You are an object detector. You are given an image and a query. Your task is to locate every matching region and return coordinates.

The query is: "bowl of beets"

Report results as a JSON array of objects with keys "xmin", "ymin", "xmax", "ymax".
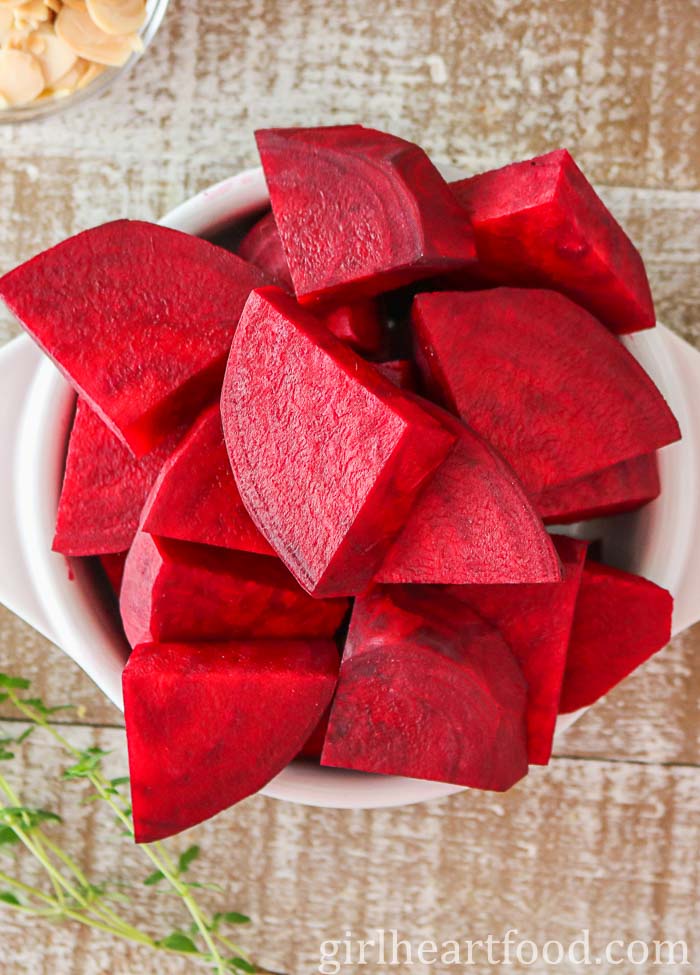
[{"xmin": 1, "ymin": 125, "xmax": 696, "ymax": 843}]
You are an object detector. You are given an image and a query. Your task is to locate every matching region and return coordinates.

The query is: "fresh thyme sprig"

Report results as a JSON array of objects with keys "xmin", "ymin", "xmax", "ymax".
[{"xmin": 0, "ymin": 673, "xmax": 281, "ymax": 975}]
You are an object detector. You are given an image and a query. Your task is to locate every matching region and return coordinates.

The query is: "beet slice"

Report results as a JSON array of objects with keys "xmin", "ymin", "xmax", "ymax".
[
  {"xmin": 450, "ymin": 149, "xmax": 655, "ymax": 334},
  {"xmin": 140, "ymin": 404, "xmax": 273, "ymax": 556},
  {"xmin": 99, "ymin": 552, "xmax": 127, "ymax": 595},
  {"xmin": 321, "ymin": 586, "xmax": 528, "ymax": 790},
  {"xmin": 222, "ymin": 287, "xmax": 455, "ymax": 597},
  {"xmin": 422, "ymin": 535, "xmax": 588, "ymax": 765},
  {"xmin": 119, "ymin": 533, "xmax": 349, "ymax": 648},
  {"xmin": 256, "ymin": 125, "xmax": 476, "ymax": 303},
  {"xmin": 374, "ymin": 359, "xmax": 415, "ymax": 389},
  {"xmin": 238, "ymin": 211, "xmax": 294, "ymax": 290},
  {"xmin": 298, "ymin": 705, "xmax": 331, "ymax": 759},
  {"xmin": 559, "ymin": 561, "xmax": 673, "ymax": 713},
  {"xmin": 0, "ymin": 220, "xmax": 269, "ymax": 455},
  {"xmin": 413, "ymin": 288, "xmax": 680, "ymax": 495},
  {"xmin": 123, "ymin": 639, "xmax": 339, "ymax": 841},
  {"xmin": 376, "ymin": 398, "xmax": 562, "ymax": 585},
  {"xmin": 535, "ymin": 453, "xmax": 660, "ymax": 524},
  {"xmin": 53, "ymin": 400, "xmax": 182, "ymax": 556}
]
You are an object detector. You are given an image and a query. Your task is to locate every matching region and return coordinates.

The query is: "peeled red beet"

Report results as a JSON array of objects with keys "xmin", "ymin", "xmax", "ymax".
[
  {"xmin": 256, "ymin": 125, "xmax": 476, "ymax": 303},
  {"xmin": 53, "ymin": 400, "xmax": 183, "ymax": 556},
  {"xmin": 322, "ymin": 300, "xmax": 383, "ymax": 355},
  {"xmin": 374, "ymin": 359, "xmax": 416, "ymax": 390},
  {"xmin": 141, "ymin": 404, "xmax": 273, "ymax": 556},
  {"xmin": 238, "ymin": 211, "xmax": 294, "ymax": 290},
  {"xmin": 450, "ymin": 149, "xmax": 655, "ymax": 334},
  {"xmin": 222, "ymin": 287, "xmax": 455, "ymax": 597},
  {"xmin": 119, "ymin": 533, "xmax": 349, "ymax": 648},
  {"xmin": 425, "ymin": 535, "xmax": 588, "ymax": 765},
  {"xmin": 0, "ymin": 220, "xmax": 269, "ymax": 456},
  {"xmin": 321, "ymin": 586, "xmax": 528, "ymax": 790},
  {"xmin": 535, "ymin": 453, "xmax": 660, "ymax": 524},
  {"xmin": 413, "ymin": 288, "xmax": 680, "ymax": 495},
  {"xmin": 99, "ymin": 552, "xmax": 127, "ymax": 595},
  {"xmin": 559, "ymin": 561, "xmax": 673, "ymax": 713},
  {"xmin": 123, "ymin": 639, "xmax": 339, "ymax": 841},
  {"xmin": 376, "ymin": 398, "xmax": 562, "ymax": 585}
]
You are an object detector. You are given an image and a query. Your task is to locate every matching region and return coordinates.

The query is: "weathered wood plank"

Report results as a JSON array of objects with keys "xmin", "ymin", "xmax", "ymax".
[{"xmin": 0, "ymin": 726, "xmax": 698, "ymax": 974}]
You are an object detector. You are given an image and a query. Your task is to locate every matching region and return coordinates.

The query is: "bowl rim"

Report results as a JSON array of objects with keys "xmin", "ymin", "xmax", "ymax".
[{"xmin": 11, "ymin": 166, "xmax": 698, "ymax": 809}]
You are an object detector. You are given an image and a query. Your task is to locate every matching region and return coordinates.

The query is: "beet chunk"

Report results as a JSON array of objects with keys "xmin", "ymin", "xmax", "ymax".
[
  {"xmin": 559, "ymin": 561, "xmax": 673, "ymax": 713},
  {"xmin": 53, "ymin": 400, "xmax": 182, "ymax": 556},
  {"xmin": 535, "ymin": 453, "xmax": 660, "ymax": 524},
  {"xmin": 0, "ymin": 220, "xmax": 269, "ymax": 455},
  {"xmin": 298, "ymin": 705, "xmax": 331, "ymax": 759},
  {"xmin": 222, "ymin": 287, "xmax": 455, "ymax": 597},
  {"xmin": 119, "ymin": 533, "xmax": 349, "ymax": 648},
  {"xmin": 321, "ymin": 586, "xmax": 528, "ymax": 790},
  {"xmin": 256, "ymin": 125, "xmax": 476, "ymax": 303},
  {"xmin": 99, "ymin": 552, "xmax": 127, "ymax": 595},
  {"xmin": 124, "ymin": 639, "xmax": 339, "ymax": 841},
  {"xmin": 376, "ymin": 398, "xmax": 562, "ymax": 585},
  {"xmin": 413, "ymin": 288, "xmax": 680, "ymax": 495},
  {"xmin": 141, "ymin": 404, "xmax": 273, "ymax": 556},
  {"xmin": 427, "ymin": 535, "xmax": 588, "ymax": 765},
  {"xmin": 238, "ymin": 211, "xmax": 294, "ymax": 290},
  {"xmin": 450, "ymin": 149, "xmax": 655, "ymax": 334},
  {"xmin": 322, "ymin": 300, "xmax": 383, "ymax": 355}
]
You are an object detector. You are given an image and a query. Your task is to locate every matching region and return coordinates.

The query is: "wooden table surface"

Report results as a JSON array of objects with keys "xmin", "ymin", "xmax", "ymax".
[{"xmin": 1, "ymin": 2, "xmax": 698, "ymax": 972}]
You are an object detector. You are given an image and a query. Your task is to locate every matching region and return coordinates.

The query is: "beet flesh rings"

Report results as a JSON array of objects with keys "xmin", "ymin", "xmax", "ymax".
[
  {"xmin": 124, "ymin": 640, "xmax": 339, "ymax": 842},
  {"xmin": 414, "ymin": 288, "xmax": 680, "ymax": 496},
  {"xmin": 450, "ymin": 149, "xmax": 655, "ymax": 334},
  {"xmin": 222, "ymin": 287, "xmax": 455, "ymax": 597},
  {"xmin": 0, "ymin": 220, "xmax": 268, "ymax": 456},
  {"xmin": 256, "ymin": 125, "xmax": 476, "ymax": 302},
  {"xmin": 322, "ymin": 586, "xmax": 529, "ymax": 791}
]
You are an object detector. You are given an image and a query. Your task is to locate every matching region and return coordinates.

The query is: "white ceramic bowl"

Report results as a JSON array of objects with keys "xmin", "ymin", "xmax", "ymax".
[{"xmin": 2, "ymin": 167, "xmax": 700, "ymax": 809}]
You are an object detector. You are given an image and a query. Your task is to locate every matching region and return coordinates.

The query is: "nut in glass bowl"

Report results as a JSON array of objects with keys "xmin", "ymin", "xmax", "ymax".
[{"xmin": 0, "ymin": 0, "xmax": 169, "ymax": 122}]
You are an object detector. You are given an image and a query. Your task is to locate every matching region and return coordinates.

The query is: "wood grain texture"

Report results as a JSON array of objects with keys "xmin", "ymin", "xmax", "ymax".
[{"xmin": 0, "ymin": 0, "xmax": 698, "ymax": 971}]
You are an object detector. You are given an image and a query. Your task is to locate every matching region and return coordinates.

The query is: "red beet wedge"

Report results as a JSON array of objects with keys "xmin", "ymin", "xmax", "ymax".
[
  {"xmin": 238, "ymin": 211, "xmax": 294, "ymax": 291},
  {"xmin": 450, "ymin": 149, "xmax": 655, "ymax": 334},
  {"xmin": 99, "ymin": 552, "xmax": 128, "ymax": 595},
  {"xmin": 427, "ymin": 535, "xmax": 588, "ymax": 765},
  {"xmin": 124, "ymin": 639, "xmax": 339, "ymax": 841},
  {"xmin": 140, "ymin": 404, "xmax": 273, "ymax": 556},
  {"xmin": 534, "ymin": 453, "xmax": 660, "ymax": 524},
  {"xmin": 0, "ymin": 220, "xmax": 269, "ymax": 456},
  {"xmin": 120, "ymin": 533, "xmax": 349, "ymax": 648},
  {"xmin": 559, "ymin": 561, "xmax": 673, "ymax": 713},
  {"xmin": 413, "ymin": 288, "xmax": 680, "ymax": 495},
  {"xmin": 321, "ymin": 586, "xmax": 528, "ymax": 791},
  {"xmin": 53, "ymin": 400, "xmax": 183, "ymax": 556},
  {"xmin": 222, "ymin": 287, "xmax": 455, "ymax": 597},
  {"xmin": 239, "ymin": 210, "xmax": 385, "ymax": 353},
  {"xmin": 376, "ymin": 398, "xmax": 562, "ymax": 585},
  {"xmin": 256, "ymin": 125, "xmax": 476, "ymax": 303}
]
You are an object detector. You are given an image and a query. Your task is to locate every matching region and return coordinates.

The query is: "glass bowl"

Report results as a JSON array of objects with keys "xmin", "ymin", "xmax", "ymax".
[{"xmin": 0, "ymin": 0, "xmax": 170, "ymax": 124}]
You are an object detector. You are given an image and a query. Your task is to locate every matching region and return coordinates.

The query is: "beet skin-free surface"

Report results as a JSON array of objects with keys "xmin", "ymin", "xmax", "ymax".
[
  {"xmin": 222, "ymin": 287, "xmax": 455, "ymax": 596},
  {"xmin": 450, "ymin": 149, "xmax": 656, "ymax": 334},
  {"xmin": 413, "ymin": 288, "xmax": 680, "ymax": 494},
  {"xmin": 120, "ymin": 533, "xmax": 349, "ymax": 648},
  {"xmin": 124, "ymin": 639, "xmax": 339, "ymax": 841},
  {"xmin": 0, "ymin": 220, "xmax": 269, "ymax": 455}
]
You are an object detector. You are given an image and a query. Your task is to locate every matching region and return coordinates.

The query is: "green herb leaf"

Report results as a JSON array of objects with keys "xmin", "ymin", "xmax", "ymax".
[
  {"xmin": 0, "ymin": 675, "xmax": 30, "ymax": 690},
  {"xmin": 0, "ymin": 694, "xmax": 9, "ymax": 704},
  {"xmin": 22, "ymin": 698, "xmax": 74, "ymax": 718},
  {"xmin": 0, "ymin": 808, "xmax": 62, "ymax": 828},
  {"xmin": 15, "ymin": 727, "xmax": 34, "ymax": 745},
  {"xmin": 229, "ymin": 958, "xmax": 257, "ymax": 972},
  {"xmin": 62, "ymin": 747, "xmax": 110, "ymax": 779},
  {"xmin": 144, "ymin": 871, "xmax": 164, "ymax": 886},
  {"xmin": 0, "ymin": 826, "xmax": 19, "ymax": 846},
  {"xmin": 110, "ymin": 776, "xmax": 130, "ymax": 787},
  {"xmin": 217, "ymin": 911, "xmax": 251, "ymax": 925},
  {"xmin": 160, "ymin": 931, "xmax": 199, "ymax": 953},
  {"xmin": 177, "ymin": 844, "xmax": 200, "ymax": 874},
  {"xmin": 0, "ymin": 748, "xmax": 14, "ymax": 762},
  {"xmin": 0, "ymin": 891, "xmax": 20, "ymax": 906}
]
